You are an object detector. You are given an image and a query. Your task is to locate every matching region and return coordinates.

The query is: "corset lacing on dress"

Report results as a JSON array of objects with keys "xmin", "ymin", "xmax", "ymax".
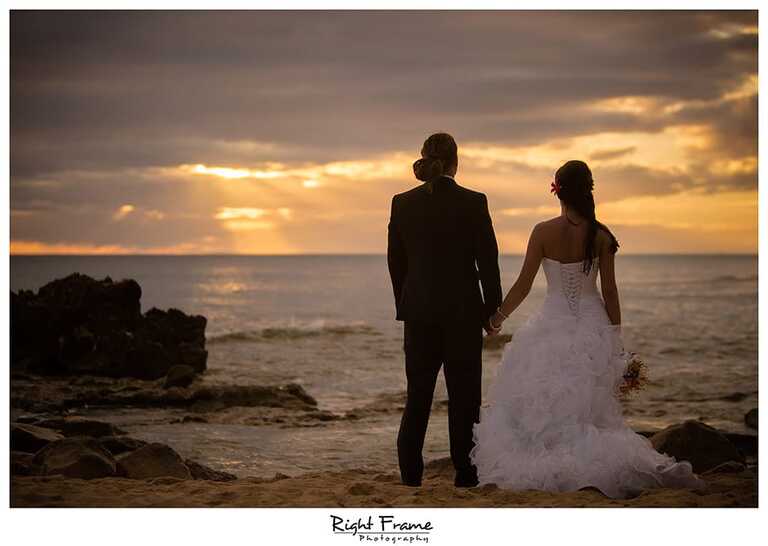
[{"xmin": 559, "ymin": 262, "xmax": 586, "ymax": 315}]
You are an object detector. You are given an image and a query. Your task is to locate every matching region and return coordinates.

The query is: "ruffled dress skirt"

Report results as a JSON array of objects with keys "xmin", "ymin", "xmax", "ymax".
[{"xmin": 469, "ymin": 303, "xmax": 705, "ymax": 499}]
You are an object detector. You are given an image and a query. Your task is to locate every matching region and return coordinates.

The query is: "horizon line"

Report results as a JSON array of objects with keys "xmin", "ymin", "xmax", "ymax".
[{"xmin": 9, "ymin": 252, "xmax": 759, "ymax": 258}]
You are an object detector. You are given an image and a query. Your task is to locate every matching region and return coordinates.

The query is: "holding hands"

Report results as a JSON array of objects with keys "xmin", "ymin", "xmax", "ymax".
[{"xmin": 484, "ymin": 307, "xmax": 509, "ymax": 336}]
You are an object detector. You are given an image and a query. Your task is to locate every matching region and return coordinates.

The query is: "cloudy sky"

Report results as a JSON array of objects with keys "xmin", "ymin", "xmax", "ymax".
[{"xmin": 10, "ymin": 10, "xmax": 757, "ymax": 254}]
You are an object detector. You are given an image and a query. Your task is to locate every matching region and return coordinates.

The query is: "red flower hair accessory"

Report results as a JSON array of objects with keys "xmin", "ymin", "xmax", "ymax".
[{"xmin": 550, "ymin": 180, "xmax": 561, "ymax": 194}]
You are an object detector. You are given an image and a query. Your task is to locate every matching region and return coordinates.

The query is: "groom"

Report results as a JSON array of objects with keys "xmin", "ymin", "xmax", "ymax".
[{"xmin": 387, "ymin": 132, "xmax": 502, "ymax": 487}]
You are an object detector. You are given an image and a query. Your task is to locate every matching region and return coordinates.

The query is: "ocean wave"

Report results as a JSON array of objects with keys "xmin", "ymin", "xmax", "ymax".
[{"xmin": 207, "ymin": 321, "xmax": 380, "ymax": 344}]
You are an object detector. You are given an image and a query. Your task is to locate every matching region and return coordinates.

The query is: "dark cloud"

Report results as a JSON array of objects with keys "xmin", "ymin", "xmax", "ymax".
[
  {"xmin": 11, "ymin": 10, "xmax": 757, "ymax": 176},
  {"xmin": 9, "ymin": 10, "xmax": 757, "ymax": 253}
]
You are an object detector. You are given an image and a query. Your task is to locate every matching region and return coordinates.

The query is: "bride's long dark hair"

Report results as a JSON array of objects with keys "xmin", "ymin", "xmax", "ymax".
[{"xmin": 554, "ymin": 160, "xmax": 619, "ymax": 273}]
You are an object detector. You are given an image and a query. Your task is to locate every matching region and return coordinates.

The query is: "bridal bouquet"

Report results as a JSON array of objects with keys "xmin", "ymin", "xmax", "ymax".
[{"xmin": 618, "ymin": 351, "xmax": 648, "ymax": 399}]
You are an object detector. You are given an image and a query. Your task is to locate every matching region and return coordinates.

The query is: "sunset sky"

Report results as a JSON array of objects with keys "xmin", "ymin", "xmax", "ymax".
[{"xmin": 10, "ymin": 10, "xmax": 757, "ymax": 255}]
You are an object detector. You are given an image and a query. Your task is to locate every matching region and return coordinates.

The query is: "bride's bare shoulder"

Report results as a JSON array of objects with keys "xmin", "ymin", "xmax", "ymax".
[
  {"xmin": 536, "ymin": 216, "xmax": 564, "ymax": 228},
  {"xmin": 526, "ymin": 217, "xmax": 562, "ymax": 245},
  {"xmin": 534, "ymin": 217, "xmax": 564, "ymax": 233}
]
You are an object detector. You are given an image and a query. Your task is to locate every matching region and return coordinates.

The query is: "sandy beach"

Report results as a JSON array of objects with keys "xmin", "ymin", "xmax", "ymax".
[{"xmin": 11, "ymin": 456, "xmax": 757, "ymax": 508}]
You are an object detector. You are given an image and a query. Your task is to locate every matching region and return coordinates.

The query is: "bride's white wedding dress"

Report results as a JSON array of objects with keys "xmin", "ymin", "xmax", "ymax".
[{"xmin": 470, "ymin": 257, "xmax": 705, "ymax": 499}]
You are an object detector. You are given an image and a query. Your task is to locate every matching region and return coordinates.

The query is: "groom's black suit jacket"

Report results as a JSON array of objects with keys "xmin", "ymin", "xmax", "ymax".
[{"xmin": 387, "ymin": 176, "xmax": 502, "ymax": 325}]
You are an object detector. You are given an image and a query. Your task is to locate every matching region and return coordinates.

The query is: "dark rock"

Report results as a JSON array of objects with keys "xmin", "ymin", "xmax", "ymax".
[
  {"xmin": 185, "ymin": 459, "xmax": 237, "ymax": 482},
  {"xmin": 125, "ymin": 338, "xmax": 175, "ymax": 380},
  {"xmin": 190, "ymin": 384, "xmax": 317, "ymax": 412},
  {"xmin": 69, "ymin": 330, "xmax": 135, "ymax": 376},
  {"xmin": 11, "ymin": 274, "xmax": 141, "ymax": 375},
  {"xmin": 164, "ymin": 365, "xmax": 197, "ymax": 389},
  {"xmin": 637, "ymin": 428, "xmax": 757, "ymax": 458},
  {"xmin": 745, "ymin": 408, "xmax": 758, "ymax": 430},
  {"xmin": 10, "ymin": 274, "xmax": 207, "ymax": 379},
  {"xmin": 722, "ymin": 432, "xmax": 758, "ymax": 458},
  {"xmin": 11, "ymin": 451, "xmax": 34, "ymax": 475},
  {"xmin": 60, "ymin": 325, "xmax": 97, "ymax": 363},
  {"xmin": 10, "ymin": 290, "xmax": 57, "ymax": 371},
  {"xmin": 11, "ymin": 423, "xmax": 64, "ymax": 453},
  {"xmin": 36, "ymin": 417, "xmax": 125, "ymax": 438},
  {"xmin": 98, "ymin": 436, "xmax": 148, "ymax": 456},
  {"xmin": 178, "ymin": 343, "xmax": 208, "ymax": 373},
  {"xmin": 31, "ymin": 438, "xmax": 117, "ymax": 479},
  {"xmin": 36, "ymin": 274, "xmax": 142, "ymax": 332},
  {"xmin": 139, "ymin": 308, "xmax": 208, "ymax": 374},
  {"xmin": 283, "ymin": 383, "xmax": 318, "ymax": 406},
  {"xmin": 10, "ymin": 372, "xmax": 317, "ymax": 414},
  {"xmin": 650, "ymin": 420, "xmax": 745, "ymax": 473},
  {"xmin": 116, "ymin": 443, "xmax": 192, "ymax": 480}
]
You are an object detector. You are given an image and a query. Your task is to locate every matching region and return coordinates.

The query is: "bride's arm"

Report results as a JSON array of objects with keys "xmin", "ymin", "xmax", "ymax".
[
  {"xmin": 490, "ymin": 225, "xmax": 544, "ymax": 327},
  {"xmin": 598, "ymin": 242, "xmax": 621, "ymax": 325}
]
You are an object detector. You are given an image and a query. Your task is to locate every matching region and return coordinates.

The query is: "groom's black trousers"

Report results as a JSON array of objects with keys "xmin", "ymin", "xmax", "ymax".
[{"xmin": 397, "ymin": 319, "xmax": 483, "ymax": 485}]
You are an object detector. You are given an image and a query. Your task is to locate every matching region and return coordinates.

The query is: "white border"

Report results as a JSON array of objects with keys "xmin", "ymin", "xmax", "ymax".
[{"xmin": 3, "ymin": 3, "xmax": 763, "ymax": 546}]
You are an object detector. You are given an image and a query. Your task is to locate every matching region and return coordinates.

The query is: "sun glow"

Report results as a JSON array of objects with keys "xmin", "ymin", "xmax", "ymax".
[
  {"xmin": 179, "ymin": 153, "xmax": 413, "ymax": 187},
  {"xmin": 185, "ymin": 164, "xmax": 286, "ymax": 180},
  {"xmin": 214, "ymin": 207, "xmax": 267, "ymax": 220},
  {"xmin": 213, "ymin": 207, "xmax": 295, "ymax": 234},
  {"xmin": 588, "ymin": 96, "xmax": 660, "ymax": 115}
]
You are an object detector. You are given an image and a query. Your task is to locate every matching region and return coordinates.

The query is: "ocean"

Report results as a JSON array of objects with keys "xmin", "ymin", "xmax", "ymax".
[{"xmin": 10, "ymin": 254, "xmax": 758, "ymax": 478}]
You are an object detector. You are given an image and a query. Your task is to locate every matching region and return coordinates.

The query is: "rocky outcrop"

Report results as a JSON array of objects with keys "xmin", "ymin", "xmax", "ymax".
[
  {"xmin": 116, "ymin": 443, "xmax": 192, "ymax": 480},
  {"xmin": 31, "ymin": 438, "xmax": 117, "ymax": 479},
  {"xmin": 11, "ymin": 374, "xmax": 318, "ymax": 413},
  {"xmin": 10, "ymin": 273, "xmax": 207, "ymax": 379},
  {"xmin": 650, "ymin": 420, "xmax": 745, "ymax": 473},
  {"xmin": 11, "ymin": 423, "xmax": 64, "ymax": 453},
  {"xmin": 140, "ymin": 309, "xmax": 208, "ymax": 374},
  {"xmin": 163, "ymin": 365, "xmax": 197, "ymax": 389},
  {"xmin": 189, "ymin": 384, "xmax": 318, "ymax": 412},
  {"xmin": 111, "ymin": 441, "xmax": 236, "ymax": 481},
  {"xmin": 36, "ymin": 417, "xmax": 125, "ymax": 438},
  {"xmin": 11, "ymin": 417, "xmax": 239, "ymax": 481},
  {"xmin": 98, "ymin": 436, "xmax": 148, "ymax": 456},
  {"xmin": 185, "ymin": 459, "xmax": 237, "ymax": 482}
]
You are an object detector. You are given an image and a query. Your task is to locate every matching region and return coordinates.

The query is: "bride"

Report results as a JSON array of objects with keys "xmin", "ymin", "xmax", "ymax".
[{"xmin": 470, "ymin": 160, "xmax": 705, "ymax": 499}]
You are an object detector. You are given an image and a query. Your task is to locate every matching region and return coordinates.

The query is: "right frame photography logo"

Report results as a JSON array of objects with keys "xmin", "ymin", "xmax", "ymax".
[{"xmin": 330, "ymin": 514, "xmax": 434, "ymax": 543}]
